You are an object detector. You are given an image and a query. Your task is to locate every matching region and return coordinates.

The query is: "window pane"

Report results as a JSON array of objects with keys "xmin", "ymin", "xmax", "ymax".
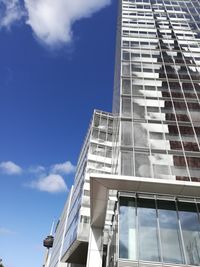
[
  {"xmin": 121, "ymin": 121, "xmax": 133, "ymax": 146},
  {"xmin": 158, "ymin": 200, "xmax": 185, "ymax": 264},
  {"xmin": 135, "ymin": 152, "xmax": 151, "ymax": 178},
  {"xmin": 133, "ymin": 122, "xmax": 148, "ymax": 148},
  {"xmin": 122, "ymin": 98, "xmax": 131, "ymax": 117},
  {"xmin": 122, "ymin": 62, "xmax": 130, "ymax": 76},
  {"xmin": 122, "ymin": 79, "xmax": 131, "ymax": 95},
  {"xmin": 119, "ymin": 197, "xmax": 137, "ymax": 260},
  {"xmin": 178, "ymin": 202, "xmax": 200, "ymax": 266},
  {"xmin": 121, "ymin": 150, "xmax": 133, "ymax": 176},
  {"xmin": 138, "ymin": 198, "xmax": 160, "ymax": 262}
]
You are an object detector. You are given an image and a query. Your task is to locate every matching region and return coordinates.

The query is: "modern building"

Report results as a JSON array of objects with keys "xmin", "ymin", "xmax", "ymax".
[
  {"xmin": 44, "ymin": 1, "xmax": 200, "ymax": 267},
  {"xmin": 61, "ymin": 110, "xmax": 115, "ymax": 265}
]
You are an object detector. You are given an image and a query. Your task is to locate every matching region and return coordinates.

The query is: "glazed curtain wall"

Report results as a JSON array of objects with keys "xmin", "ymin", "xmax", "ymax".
[
  {"xmin": 119, "ymin": 196, "xmax": 200, "ymax": 266},
  {"xmin": 119, "ymin": 0, "xmax": 200, "ymax": 182}
]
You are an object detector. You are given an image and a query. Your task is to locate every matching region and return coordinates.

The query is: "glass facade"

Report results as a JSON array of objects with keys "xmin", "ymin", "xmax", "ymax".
[
  {"xmin": 113, "ymin": 0, "xmax": 200, "ymax": 182},
  {"xmin": 64, "ymin": 0, "xmax": 200, "ymax": 265},
  {"xmin": 62, "ymin": 110, "xmax": 114, "ymax": 256},
  {"xmin": 119, "ymin": 195, "xmax": 200, "ymax": 265},
  {"xmin": 48, "ymin": 1, "xmax": 200, "ymax": 267}
]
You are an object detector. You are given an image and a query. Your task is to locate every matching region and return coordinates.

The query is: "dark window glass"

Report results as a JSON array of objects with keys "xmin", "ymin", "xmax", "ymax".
[{"xmin": 122, "ymin": 79, "xmax": 131, "ymax": 95}]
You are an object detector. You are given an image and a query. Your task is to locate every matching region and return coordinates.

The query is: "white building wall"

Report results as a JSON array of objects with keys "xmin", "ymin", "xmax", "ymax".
[{"xmin": 48, "ymin": 188, "xmax": 73, "ymax": 267}]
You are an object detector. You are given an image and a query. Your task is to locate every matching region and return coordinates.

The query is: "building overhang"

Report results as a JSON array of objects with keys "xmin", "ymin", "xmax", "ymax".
[
  {"xmin": 61, "ymin": 240, "xmax": 88, "ymax": 264},
  {"xmin": 90, "ymin": 174, "xmax": 200, "ymax": 228}
]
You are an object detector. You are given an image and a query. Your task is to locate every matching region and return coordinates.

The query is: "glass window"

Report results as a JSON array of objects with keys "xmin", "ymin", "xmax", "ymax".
[
  {"xmin": 132, "ymin": 84, "xmax": 143, "ymax": 96},
  {"xmin": 178, "ymin": 202, "xmax": 200, "ymax": 266},
  {"xmin": 122, "ymin": 79, "xmax": 131, "ymax": 95},
  {"xmin": 133, "ymin": 122, "xmax": 148, "ymax": 148},
  {"xmin": 92, "ymin": 129, "xmax": 98, "ymax": 140},
  {"xmin": 122, "ymin": 62, "xmax": 130, "ymax": 76},
  {"xmin": 99, "ymin": 131, "xmax": 106, "ymax": 142},
  {"xmin": 158, "ymin": 200, "xmax": 185, "ymax": 264},
  {"xmin": 93, "ymin": 115, "xmax": 100, "ymax": 128},
  {"xmin": 135, "ymin": 152, "xmax": 151, "ymax": 178},
  {"xmin": 119, "ymin": 197, "xmax": 137, "ymax": 260},
  {"xmin": 108, "ymin": 119, "xmax": 113, "ymax": 131},
  {"xmin": 119, "ymin": 197, "xmax": 200, "ymax": 265},
  {"xmin": 121, "ymin": 150, "xmax": 134, "ymax": 176},
  {"xmin": 153, "ymin": 164, "xmax": 171, "ymax": 179},
  {"xmin": 99, "ymin": 117, "xmax": 107, "ymax": 130},
  {"xmin": 123, "ymin": 51, "xmax": 130, "ymax": 61},
  {"xmin": 138, "ymin": 198, "xmax": 160, "ymax": 262},
  {"xmin": 122, "ymin": 97, "xmax": 131, "ymax": 117},
  {"xmin": 121, "ymin": 121, "xmax": 133, "ymax": 146},
  {"xmin": 94, "ymin": 145, "xmax": 105, "ymax": 156},
  {"xmin": 133, "ymin": 101, "xmax": 145, "ymax": 119}
]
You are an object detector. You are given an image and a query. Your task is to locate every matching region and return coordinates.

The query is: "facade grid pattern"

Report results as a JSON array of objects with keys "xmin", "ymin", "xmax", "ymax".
[
  {"xmin": 44, "ymin": 1, "xmax": 200, "ymax": 267},
  {"xmin": 118, "ymin": 0, "xmax": 200, "ymax": 183}
]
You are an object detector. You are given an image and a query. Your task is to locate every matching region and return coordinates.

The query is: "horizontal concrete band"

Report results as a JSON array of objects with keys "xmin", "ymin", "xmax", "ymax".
[{"xmin": 90, "ymin": 174, "xmax": 200, "ymax": 228}]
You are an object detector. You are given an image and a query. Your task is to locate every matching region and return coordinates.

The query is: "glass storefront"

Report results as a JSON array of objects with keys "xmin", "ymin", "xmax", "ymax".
[{"xmin": 119, "ymin": 195, "xmax": 200, "ymax": 265}]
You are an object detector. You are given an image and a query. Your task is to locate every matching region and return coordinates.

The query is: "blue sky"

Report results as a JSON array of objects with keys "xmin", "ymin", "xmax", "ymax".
[{"xmin": 0, "ymin": 1, "xmax": 117, "ymax": 267}]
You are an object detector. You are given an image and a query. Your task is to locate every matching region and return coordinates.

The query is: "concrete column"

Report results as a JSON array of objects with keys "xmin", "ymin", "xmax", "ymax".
[{"xmin": 86, "ymin": 226, "xmax": 104, "ymax": 267}]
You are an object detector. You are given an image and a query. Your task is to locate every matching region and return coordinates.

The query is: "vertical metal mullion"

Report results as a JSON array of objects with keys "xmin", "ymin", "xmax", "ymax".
[
  {"xmin": 135, "ymin": 195, "xmax": 139, "ymax": 263},
  {"xmin": 116, "ymin": 198, "xmax": 119, "ymax": 267},
  {"xmin": 193, "ymin": 199, "xmax": 200, "ymax": 264},
  {"xmin": 195, "ymin": 199, "xmax": 200, "ymax": 224},
  {"xmin": 175, "ymin": 199, "xmax": 188, "ymax": 265},
  {"xmin": 155, "ymin": 196, "xmax": 164, "ymax": 264},
  {"xmin": 129, "ymin": 24, "xmax": 135, "ymax": 177}
]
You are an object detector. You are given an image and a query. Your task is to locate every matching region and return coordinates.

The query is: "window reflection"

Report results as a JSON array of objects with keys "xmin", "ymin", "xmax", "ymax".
[
  {"xmin": 133, "ymin": 123, "xmax": 148, "ymax": 148},
  {"xmin": 138, "ymin": 198, "xmax": 160, "ymax": 262},
  {"xmin": 121, "ymin": 120, "xmax": 133, "ymax": 146},
  {"xmin": 178, "ymin": 202, "xmax": 200, "ymax": 265},
  {"xmin": 121, "ymin": 150, "xmax": 134, "ymax": 176},
  {"xmin": 122, "ymin": 79, "xmax": 131, "ymax": 95},
  {"xmin": 119, "ymin": 0, "xmax": 200, "ymax": 183},
  {"xmin": 119, "ymin": 196, "xmax": 200, "ymax": 266},
  {"xmin": 158, "ymin": 200, "xmax": 185, "ymax": 264},
  {"xmin": 135, "ymin": 152, "xmax": 151, "ymax": 178},
  {"xmin": 119, "ymin": 197, "xmax": 137, "ymax": 260}
]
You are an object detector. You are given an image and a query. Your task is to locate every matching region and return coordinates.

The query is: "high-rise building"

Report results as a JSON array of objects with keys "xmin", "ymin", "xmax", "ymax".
[{"xmin": 44, "ymin": 1, "xmax": 200, "ymax": 267}]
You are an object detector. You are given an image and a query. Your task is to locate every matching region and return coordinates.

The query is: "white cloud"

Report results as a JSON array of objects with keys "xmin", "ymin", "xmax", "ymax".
[
  {"xmin": 28, "ymin": 165, "xmax": 46, "ymax": 174},
  {"xmin": 24, "ymin": 0, "xmax": 111, "ymax": 46},
  {"xmin": 0, "ymin": 0, "xmax": 24, "ymax": 28},
  {"xmin": 0, "ymin": 0, "xmax": 111, "ymax": 47},
  {"xmin": 51, "ymin": 161, "xmax": 76, "ymax": 175},
  {"xmin": 27, "ymin": 161, "xmax": 74, "ymax": 193},
  {"xmin": 29, "ymin": 174, "xmax": 67, "ymax": 193},
  {"xmin": 0, "ymin": 161, "xmax": 22, "ymax": 175}
]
